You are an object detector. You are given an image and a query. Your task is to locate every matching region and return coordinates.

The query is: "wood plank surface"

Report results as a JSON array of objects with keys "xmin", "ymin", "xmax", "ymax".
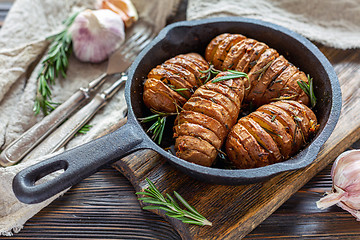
[
  {"xmin": 2, "ymin": 2, "xmax": 360, "ymax": 240},
  {"xmin": 108, "ymin": 44, "xmax": 360, "ymax": 239}
]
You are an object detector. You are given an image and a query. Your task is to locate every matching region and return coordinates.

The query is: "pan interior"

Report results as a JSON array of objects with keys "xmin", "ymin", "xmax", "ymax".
[{"xmin": 126, "ymin": 18, "xmax": 339, "ymax": 183}]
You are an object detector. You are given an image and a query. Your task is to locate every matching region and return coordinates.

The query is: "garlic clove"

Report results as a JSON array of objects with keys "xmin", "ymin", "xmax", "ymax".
[
  {"xmin": 317, "ymin": 149, "xmax": 360, "ymax": 220},
  {"xmin": 69, "ymin": 9, "xmax": 125, "ymax": 63},
  {"xmin": 101, "ymin": 0, "xmax": 138, "ymax": 28}
]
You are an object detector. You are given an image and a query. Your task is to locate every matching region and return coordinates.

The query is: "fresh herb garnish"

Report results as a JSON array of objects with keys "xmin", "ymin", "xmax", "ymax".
[
  {"xmin": 33, "ymin": 12, "xmax": 79, "ymax": 115},
  {"xmin": 139, "ymin": 110, "xmax": 177, "ymax": 144},
  {"xmin": 199, "ymin": 65, "xmax": 221, "ymax": 84},
  {"xmin": 136, "ymin": 178, "xmax": 212, "ymax": 226},
  {"xmin": 263, "ymin": 127, "xmax": 283, "ymax": 139},
  {"xmin": 167, "ymin": 84, "xmax": 190, "ymax": 100},
  {"xmin": 297, "ymin": 74, "xmax": 316, "ymax": 108},
  {"xmin": 211, "ymin": 70, "xmax": 248, "ymax": 83},
  {"xmin": 77, "ymin": 124, "xmax": 92, "ymax": 134},
  {"xmin": 294, "ymin": 116, "xmax": 306, "ymax": 144},
  {"xmin": 270, "ymin": 114, "xmax": 277, "ymax": 122}
]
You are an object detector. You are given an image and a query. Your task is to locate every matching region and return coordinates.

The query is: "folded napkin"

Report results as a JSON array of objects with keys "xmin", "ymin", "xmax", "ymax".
[
  {"xmin": 187, "ymin": 0, "xmax": 360, "ymax": 49},
  {"xmin": 0, "ymin": 0, "xmax": 180, "ymax": 235}
]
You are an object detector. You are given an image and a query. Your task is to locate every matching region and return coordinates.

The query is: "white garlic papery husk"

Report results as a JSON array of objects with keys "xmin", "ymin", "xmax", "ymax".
[
  {"xmin": 317, "ymin": 149, "xmax": 360, "ymax": 220},
  {"xmin": 69, "ymin": 9, "xmax": 125, "ymax": 63}
]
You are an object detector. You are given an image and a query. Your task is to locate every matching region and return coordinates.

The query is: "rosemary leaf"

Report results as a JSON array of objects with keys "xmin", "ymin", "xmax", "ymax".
[
  {"xmin": 33, "ymin": 11, "xmax": 79, "ymax": 115},
  {"xmin": 211, "ymin": 71, "xmax": 248, "ymax": 83},
  {"xmin": 77, "ymin": 124, "xmax": 92, "ymax": 134},
  {"xmin": 139, "ymin": 111, "xmax": 177, "ymax": 145},
  {"xmin": 263, "ymin": 127, "xmax": 283, "ymax": 139},
  {"xmin": 136, "ymin": 178, "xmax": 212, "ymax": 226},
  {"xmin": 174, "ymin": 191, "xmax": 200, "ymax": 216},
  {"xmin": 297, "ymin": 74, "xmax": 316, "ymax": 108}
]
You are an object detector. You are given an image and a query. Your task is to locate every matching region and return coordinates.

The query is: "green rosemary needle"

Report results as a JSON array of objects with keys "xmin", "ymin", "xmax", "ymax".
[
  {"xmin": 211, "ymin": 70, "xmax": 248, "ymax": 83},
  {"xmin": 139, "ymin": 111, "xmax": 177, "ymax": 144},
  {"xmin": 77, "ymin": 124, "xmax": 92, "ymax": 135},
  {"xmin": 136, "ymin": 178, "xmax": 212, "ymax": 226},
  {"xmin": 33, "ymin": 11, "xmax": 79, "ymax": 115},
  {"xmin": 297, "ymin": 74, "xmax": 316, "ymax": 108}
]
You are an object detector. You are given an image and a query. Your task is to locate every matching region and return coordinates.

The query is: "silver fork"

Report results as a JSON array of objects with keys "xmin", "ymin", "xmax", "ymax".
[{"xmin": 0, "ymin": 20, "xmax": 156, "ymax": 166}]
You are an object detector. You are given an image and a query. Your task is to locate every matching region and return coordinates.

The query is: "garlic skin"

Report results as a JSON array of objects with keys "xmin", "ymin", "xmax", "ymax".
[
  {"xmin": 69, "ymin": 9, "xmax": 125, "ymax": 63},
  {"xmin": 317, "ymin": 149, "xmax": 360, "ymax": 220}
]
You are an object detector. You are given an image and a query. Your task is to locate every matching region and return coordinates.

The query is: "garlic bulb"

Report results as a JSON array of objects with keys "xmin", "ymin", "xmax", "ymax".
[
  {"xmin": 100, "ymin": 0, "xmax": 138, "ymax": 28},
  {"xmin": 317, "ymin": 149, "xmax": 360, "ymax": 220},
  {"xmin": 69, "ymin": 9, "xmax": 125, "ymax": 63}
]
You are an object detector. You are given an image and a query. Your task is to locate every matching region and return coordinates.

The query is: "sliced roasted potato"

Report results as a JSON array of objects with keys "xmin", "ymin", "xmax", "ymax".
[
  {"xmin": 257, "ymin": 104, "xmax": 303, "ymax": 154},
  {"xmin": 244, "ymin": 48, "xmax": 279, "ymax": 98},
  {"xmin": 175, "ymin": 110, "xmax": 228, "ymax": 140},
  {"xmin": 239, "ymin": 117, "xmax": 282, "ymax": 163},
  {"xmin": 235, "ymin": 41, "xmax": 268, "ymax": 73},
  {"xmin": 247, "ymin": 55, "xmax": 289, "ymax": 106},
  {"xmin": 228, "ymin": 123, "xmax": 271, "ymax": 168},
  {"xmin": 143, "ymin": 78, "xmax": 186, "ymax": 113},
  {"xmin": 148, "ymin": 66, "xmax": 193, "ymax": 99},
  {"xmin": 249, "ymin": 111, "xmax": 293, "ymax": 159},
  {"xmin": 183, "ymin": 96, "xmax": 233, "ymax": 131},
  {"xmin": 226, "ymin": 133, "xmax": 254, "ymax": 169},
  {"xmin": 174, "ymin": 122, "xmax": 222, "ymax": 149},
  {"xmin": 270, "ymin": 101, "xmax": 310, "ymax": 141},
  {"xmin": 192, "ymin": 88, "xmax": 239, "ymax": 126},
  {"xmin": 212, "ymin": 34, "xmax": 246, "ymax": 69},
  {"xmin": 175, "ymin": 135, "xmax": 217, "ymax": 167},
  {"xmin": 205, "ymin": 33, "xmax": 231, "ymax": 64},
  {"xmin": 222, "ymin": 38, "xmax": 256, "ymax": 70},
  {"xmin": 261, "ymin": 64, "xmax": 298, "ymax": 104},
  {"xmin": 161, "ymin": 62, "xmax": 197, "ymax": 88}
]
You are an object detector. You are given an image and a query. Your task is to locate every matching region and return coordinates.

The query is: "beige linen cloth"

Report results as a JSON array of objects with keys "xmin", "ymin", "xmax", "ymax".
[
  {"xmin": 188, "ymin": 0, "xmax": 360, "ymax": 49},
  {"xmin": 0, "ymin": 0, "xmax": 180, "ymax": 236},
  {"xmin": 0, "ymin": 0, "xmax": 359, "ymax": 236}
]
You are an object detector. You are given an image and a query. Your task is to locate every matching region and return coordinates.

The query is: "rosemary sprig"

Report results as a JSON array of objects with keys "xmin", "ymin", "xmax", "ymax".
[
  {"xmin": 33, "ymin": 12, "xmax": 79, "ymax": 115},
  {"xmin": 136, "ymin": 178, "xmax": 212, "ymax": 226},
  {"xmin": 77, "ymin": 124, "xmax": 92, "ymax": 134},
  {"xmin": 199, "ymin": 65, "xmax": 221, "ymax": 84},
  {"xmin": 211, "ymin": 70, "xmax": 248, "ymax": 83},
  {"xmin": 263, "ymin": 127, "xmax": 283, "ymax": 139},
  {"xmin": 167, "ymin": 84, "xmax": 190, "ymax": 100},
  {"xmin": 139, "ymin": 110, "xmax": 177, "ymax": 144},
  {"xmin": 297, "ymin": 74, "xmax": 316, "ymax": 108}
]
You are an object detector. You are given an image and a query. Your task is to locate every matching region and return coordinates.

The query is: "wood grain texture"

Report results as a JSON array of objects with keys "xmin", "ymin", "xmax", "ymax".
[
  {"xmin": 111, "ymin": 44, "xmax": 360, "ymax": 239},
  {"xmin": 2, "ymin": 3, "xmax": 360, "ymax": 238}
]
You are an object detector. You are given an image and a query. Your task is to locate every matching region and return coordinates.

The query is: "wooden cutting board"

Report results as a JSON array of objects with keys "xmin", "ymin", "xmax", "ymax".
[{"xmin": 111, "ymin": 45, "xmax": 360, "ymax": 239}]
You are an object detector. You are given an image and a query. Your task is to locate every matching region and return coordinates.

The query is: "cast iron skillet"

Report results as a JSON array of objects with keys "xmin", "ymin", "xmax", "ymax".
[{"xmin": 13, "ymin": 17, "xmax": 341, "ymax": 204}]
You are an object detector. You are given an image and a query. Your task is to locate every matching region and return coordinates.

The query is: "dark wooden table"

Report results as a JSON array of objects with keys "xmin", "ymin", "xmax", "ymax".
[{"xmin": 2, "ymin": 2, "xmax": 360, "ymax": 239}]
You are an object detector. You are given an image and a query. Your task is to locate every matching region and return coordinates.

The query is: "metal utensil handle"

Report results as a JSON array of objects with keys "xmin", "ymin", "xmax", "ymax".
[
  {"xmin": 23, "ymin": 76, "xmax": 127, "ymax": 161},
  {"xmin": 13, "ymin": 121, "xmax": 145, "ymax": 204},
  {"xmin": 0, "ymin": 73, "xmax": 108, "ymax": 167}
]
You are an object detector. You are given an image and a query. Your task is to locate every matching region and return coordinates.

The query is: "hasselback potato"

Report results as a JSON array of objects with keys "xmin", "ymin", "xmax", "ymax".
[
  {"xmin": 226, "ymin": 100, "xmax": 318, "ymax": 169},
  {"xmin": 173, "ymin": 72, "xmax": 245, "ymax": 167},
  {"xmin": 143, "ymin": 53, "xmax": 209, "ymax": 113},
  {"xmin": 205, "ymin": 34, "xmax": 310, "ymax": 107}
]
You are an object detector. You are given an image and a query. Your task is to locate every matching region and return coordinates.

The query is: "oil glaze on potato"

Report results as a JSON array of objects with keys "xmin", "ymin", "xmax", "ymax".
[
  {"xmin": 226, "ymin": 100, "xmax": 318, "ymax": 169},
  {"xmin": 174, "ymin": 72, "xmax": 245, "ymax": 167},
  {"xmin": 143, "ymin": 53, "xmax": 209, "ymax": 113},
  {"xmin": 205, "ymin": 34, "xmax": 310, "ymax": 107}
]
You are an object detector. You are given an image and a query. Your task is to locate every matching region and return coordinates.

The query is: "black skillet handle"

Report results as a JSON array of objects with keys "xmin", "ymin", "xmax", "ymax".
[{"xmin": 13, "ymin": 122, "xmax": 145, "ymax": 204}]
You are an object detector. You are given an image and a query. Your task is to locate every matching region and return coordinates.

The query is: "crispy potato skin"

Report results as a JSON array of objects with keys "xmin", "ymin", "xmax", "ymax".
[
  {"xmin": 226, "ymin": 100, "xmax": 317, "ymax": 169},
  {"xmin": 174, "ymin": 72, "xmax": 245, "ymax": 166},
  {"xmin": 205, "ymin": 34, "xmax": 312, "ymax": 107},
  {"xmin": 143, "ymin": 53, "xmax": 209, "ymax": 113},
  {"xmin": 143, "ymin": 34, "xmax": 318, "ymax": 170}
]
